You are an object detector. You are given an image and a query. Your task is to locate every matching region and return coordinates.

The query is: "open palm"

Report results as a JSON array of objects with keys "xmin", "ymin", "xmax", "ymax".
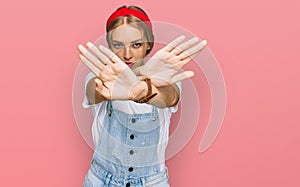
[
  {"xmin": 78, "ymin": 43, "xmax": 140, "ymax": 100},
  {"xmin": 140, "ymin": 36, "xmax": 207, "ymax": 87}
]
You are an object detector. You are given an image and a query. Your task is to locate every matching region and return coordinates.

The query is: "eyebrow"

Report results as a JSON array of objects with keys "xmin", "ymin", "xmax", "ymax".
[{"xmin": 112, "ymin": 39, "xmax": 143, "ymax": 43}]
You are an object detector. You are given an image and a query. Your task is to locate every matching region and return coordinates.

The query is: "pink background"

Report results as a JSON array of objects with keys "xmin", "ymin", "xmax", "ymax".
[{"xmin": 1, "ymin": 0, "xmax": 300, "ymax": 186}]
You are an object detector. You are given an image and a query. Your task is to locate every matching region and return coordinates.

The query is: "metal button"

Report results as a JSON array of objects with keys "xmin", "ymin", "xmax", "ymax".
[
  {"xmin": 129, "ymin": 150, "xmax": 134, "ymax": 155},
  {"xmin": 152, "ymin": 117, "xmax": 156, "ymax": 121},
  {"xmin": 128, "ymin": 167, "xmax": 134, "ymax": 172},
  {"xmin": 126, "ymin": 182, "xmax": 131, "ymax": 187},
  {"xmin": 130, "ymin": 134, "xmax": 134, "ymax": 139},
  {"xmin": 131, "ymin": 118, "xmax": 136, "ymax": 123}
]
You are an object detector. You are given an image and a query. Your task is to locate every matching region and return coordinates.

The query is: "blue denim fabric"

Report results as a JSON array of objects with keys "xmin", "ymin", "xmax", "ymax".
[{"xmin": 84, "ymin": 101, "xmax": 170, "ymax": 187}]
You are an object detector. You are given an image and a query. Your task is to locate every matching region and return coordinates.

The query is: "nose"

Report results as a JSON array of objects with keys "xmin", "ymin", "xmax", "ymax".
[{"xmin": 123, "ymin": 46, "xmax": 132, "ymax": 61}]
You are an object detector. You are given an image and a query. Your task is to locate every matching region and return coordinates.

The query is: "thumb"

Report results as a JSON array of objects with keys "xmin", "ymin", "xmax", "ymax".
[
  {"xmin": 95, "ymin": 78, "xmax": 103, "ymax": 91},
  {"xmin": 171, "ymin": 71, "xmax": 195, "ymax": 83}
]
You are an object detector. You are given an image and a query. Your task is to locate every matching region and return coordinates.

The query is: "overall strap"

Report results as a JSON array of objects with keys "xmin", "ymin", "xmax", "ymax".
[
  {"xmin": 151, "ymin": 105, "xmax": 158, "ymax": 119},
  {"xmin": 107, "ymin": 101, "xmax": 113, "ymax": 116}
]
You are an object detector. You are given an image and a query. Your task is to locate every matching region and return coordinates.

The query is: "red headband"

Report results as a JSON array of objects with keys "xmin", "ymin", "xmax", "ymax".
[{"xmin": 106, "ymin": 7, "xmax": 152, "ymax": 30}]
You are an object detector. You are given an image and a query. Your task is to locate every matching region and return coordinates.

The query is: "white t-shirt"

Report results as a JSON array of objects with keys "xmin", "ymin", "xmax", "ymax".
[{"xmin": 82, "ymin": 72, "xmax": 182, "ymax": 148}]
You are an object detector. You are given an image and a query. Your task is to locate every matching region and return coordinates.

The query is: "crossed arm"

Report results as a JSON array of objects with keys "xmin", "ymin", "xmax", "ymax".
[
  {"xmin": 78, "ymin": 36, "xmax": 207, "ymax": 108},
  {"xmin": 85, "ymin": 76, "xmax": 180, "ymax": 108}
]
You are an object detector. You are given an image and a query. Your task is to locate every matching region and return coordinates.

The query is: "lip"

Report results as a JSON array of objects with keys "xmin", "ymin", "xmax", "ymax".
[{"xmin": 125, "ymin": 62, "xmax": 134, "ymax": 67}]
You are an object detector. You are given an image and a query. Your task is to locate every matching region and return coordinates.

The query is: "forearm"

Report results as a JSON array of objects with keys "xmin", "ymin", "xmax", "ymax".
[
  {"xmin": 86, "ymin": 75, "xmax": 179, "ymax": 108},
  {"xmin": 147, "ymin": 84, "xmax": 179, "ymax": 108},
  {"xmin": 132, "ymin": 79, "xmax": 180, "ymax": 108}
]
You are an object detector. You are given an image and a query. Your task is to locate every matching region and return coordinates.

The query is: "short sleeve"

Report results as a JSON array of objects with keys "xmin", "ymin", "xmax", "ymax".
[
  {"xmin": 169, "ymin": 81, "xmax": 182, "ymax": 113},
  {"xmin": 82, "ymin": 72, "xmax": 105, "ymax": 113},
  {"xmin": 82, "ymin": 72, "xmax": 95, "ymax": 108},
  {"xmin": 81, "ymin": 73, "xmax": 108, "ymax": 147}
]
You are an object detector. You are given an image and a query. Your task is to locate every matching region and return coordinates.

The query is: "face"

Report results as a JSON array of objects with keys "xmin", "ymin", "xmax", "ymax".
[{"xmin": 110, "ymin": 24, "xmax": 149, "ymax": 69}]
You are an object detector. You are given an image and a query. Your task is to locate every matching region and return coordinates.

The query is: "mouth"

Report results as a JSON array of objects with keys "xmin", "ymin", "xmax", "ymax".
[{"xmin": 125, "ymin": 62, "xmax": 134, "ymax": 67}]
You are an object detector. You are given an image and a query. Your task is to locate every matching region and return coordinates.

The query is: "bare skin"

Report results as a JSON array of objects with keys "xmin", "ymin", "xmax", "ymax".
[{"xmin": 78, "ymin": 24, "xmax": 207, "ymax": 108}]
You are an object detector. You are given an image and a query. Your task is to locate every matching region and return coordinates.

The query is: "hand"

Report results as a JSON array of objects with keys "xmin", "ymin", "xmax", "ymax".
[
  {"xmin": 78, "ymin": 43, "xmax": 142, "ymax": 100},
  {"xmin": 140, "ymin": 35, "xmax": 207, "ymax": 87}
]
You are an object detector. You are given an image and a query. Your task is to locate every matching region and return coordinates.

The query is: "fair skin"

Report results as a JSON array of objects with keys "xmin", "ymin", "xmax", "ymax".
[{"xmin": 78, "ymin": 24, "xmax": 207, "ymax": 108}]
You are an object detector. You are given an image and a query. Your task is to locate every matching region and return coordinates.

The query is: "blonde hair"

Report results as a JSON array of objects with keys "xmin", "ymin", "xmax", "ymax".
[{"xmin": 106, "ymin": 5, "xmax": 154, "ymax": 55}]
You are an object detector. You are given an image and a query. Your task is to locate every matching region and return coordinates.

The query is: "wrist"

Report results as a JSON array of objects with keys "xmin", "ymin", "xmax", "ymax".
[
  {"xmin": 129, "ymin": 80, "xmax": 148, "ymax": 101},
  {"xmin": 135, "ymin": 78, "xmax": 157, "ymax": 103}
]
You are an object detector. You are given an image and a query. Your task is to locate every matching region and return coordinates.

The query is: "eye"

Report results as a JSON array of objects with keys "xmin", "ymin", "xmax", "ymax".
[
  {"xmin": 132, "ymin": 42, "xmax": 142, "ymax": 48},
  {"xmin": 113, "ymin": 43, "xmax": 123, "ymax": 49}
]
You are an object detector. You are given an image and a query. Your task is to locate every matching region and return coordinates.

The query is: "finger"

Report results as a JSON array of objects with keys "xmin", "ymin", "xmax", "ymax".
[
  {"xmin": 78, "ymin": 44, "xmax": 105, "ymax": 71},
  {"xmin": 162, "ymin": 35, "xmax": 186, "ymax": 52},
  {"xmin": 171, "ymin": 50, "xmax": 200, "ymax": 70},
  {"xmin": 86, "ymin": 42, "xmax": 115, "ymax": 75},
  {"xmin": 95, "ymin": 78, "xmax": 103, "ymax": 91},
  {"xmin": 171, "ymin": 71, "xmax": 195, "ymax": 83},
  {"xmin": 170, "ymin": 37, "xmax": 200, "ymax": 55},
  {"xmin": 175, "ymin": 40, "xmax": 207, "ymax": 68},
  {"xmin": 98, "ymin": 45, "xmax": 122, "ymax": 65},
  {"xmin": 95, "ymin": 78, "xmax": 110, "ymax": 97},
  {"xmin": 99, "ymin": 71, "xmax": 118, "ymax": 82},
  {"xmin": 102, "ymin": 64, "xmax": 117, "ymax": 75},
  {"xmin": 79, "ymin": 54, "xmax": 101, "ymax": 76},
  {"xmin": 95, "ymin": 81, "xmax": 111, "ymax": 99},
  {"xmin": 100, "ymin": 83, "xmax": 112, "ymax": 99},
  {"xmin": 176, "ymin": 51, "xmax": 200, "ymax": 68},
  {"xmin": 174, "ymin": 49, "xmax": 204, "ymax": 71},
  {"xmin": 178, "ymin": 40, "xmax": 207, "ymax": 60}
]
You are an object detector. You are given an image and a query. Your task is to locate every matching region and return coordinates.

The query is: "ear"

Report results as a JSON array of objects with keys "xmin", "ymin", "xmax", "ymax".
[{"xmin": 145, "ymin": 42, "xmax": 151, "ymax": 50}]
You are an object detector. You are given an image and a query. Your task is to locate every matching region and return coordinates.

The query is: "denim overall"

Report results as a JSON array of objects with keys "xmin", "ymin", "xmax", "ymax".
[{"xmin": 84, "ymin": 101, "xmax": 170, "ymax": 187}]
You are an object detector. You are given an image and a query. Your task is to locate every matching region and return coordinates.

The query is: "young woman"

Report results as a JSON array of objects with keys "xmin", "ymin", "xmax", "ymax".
[{"xmin": 78, "ymin": 5, "xmax": 207, "ymax": 187}]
